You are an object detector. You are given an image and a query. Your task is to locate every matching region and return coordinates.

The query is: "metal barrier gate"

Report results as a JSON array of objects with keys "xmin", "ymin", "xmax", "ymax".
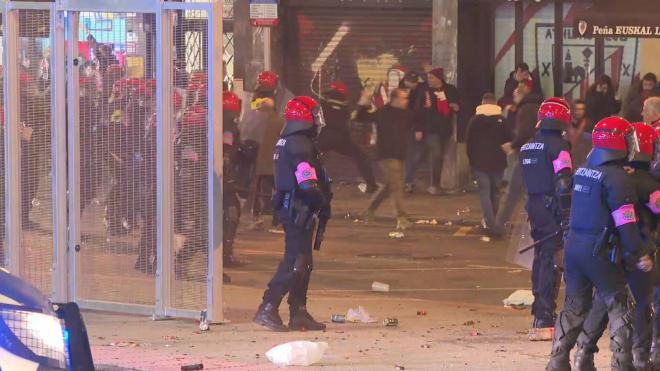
[{"xmin": 2, "ymin": 0, "xmax": 224, "ymax": 322}]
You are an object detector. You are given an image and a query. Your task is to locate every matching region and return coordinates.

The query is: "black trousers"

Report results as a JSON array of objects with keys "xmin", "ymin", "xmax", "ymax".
[
  {"xmin": 578, "ymin": 265, "xmax": 653, "ymax": 357},
  {"xmin": 318, "ymin": 133, "xmax": 376, "ymax": 188},
  {"xmin": 262, "ymin": 210, "xmax": 314, "ymax": 308},
  {"xmin": 527, "ymin": 194, "xmax": 563, "ymax": 327}
]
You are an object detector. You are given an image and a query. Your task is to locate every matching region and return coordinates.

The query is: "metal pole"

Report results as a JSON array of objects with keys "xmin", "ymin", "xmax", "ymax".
[
  {"xmin": 51, "ymin": 4, "xmax": 68, "ymax": 302},
  {"xmin": 155, "ymin": 5, "xmax": 174, "ymax": 318},
  {"xmin": 3, "ymin": 6, "xmax": 23, "ymax": 276},
  {"xmin": 553, "ymin": 0, "xmax": 564, "ymax": 97},
  {"xmin": 514, "ymin": 0, "xmax": 524, "ymax": 66},
  {"xmin": 67, "ymin": 11, "xmax": 81, "ymax": 301},
  {"xmin": 595, "ymin": 37, "xmax": 605, "ymax": 78},
  {"xmin": 263, "ymin": 27, "xmax": 272, "ymax": 71},
  {"xmin": 207, "ymin": 0, "xmax": 224, "ymax": 323}
]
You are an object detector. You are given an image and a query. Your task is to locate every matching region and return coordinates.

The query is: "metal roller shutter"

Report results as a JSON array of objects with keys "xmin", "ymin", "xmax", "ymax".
[{"xmin": 284, "ymin": 5, "xmax": 432, "ymax": 101}]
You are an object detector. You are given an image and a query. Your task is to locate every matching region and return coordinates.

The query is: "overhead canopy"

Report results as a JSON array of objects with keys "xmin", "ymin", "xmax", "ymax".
[{"xmin": 574, "ymin": 0, "xmax": 660, "ymax": 38}]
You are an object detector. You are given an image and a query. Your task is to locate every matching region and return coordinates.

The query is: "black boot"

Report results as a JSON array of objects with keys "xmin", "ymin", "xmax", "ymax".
[
  {"xmin": 546, "ymin": 305, "xmax": 587, "ymax": 371},
  {"xmin": 632, "ymin": 348, "xmax": 652, "ymax": 371},
  {"xmin": 254, "ymin": 302, "xmax": 288, "ymax": 332},
  {"xmin": 573, "ymin": 345, "xmax": 597, "ymax": 371},
  {"xmin": 289, "ymin": 305, "xmax": 326, "ymax": 331}
]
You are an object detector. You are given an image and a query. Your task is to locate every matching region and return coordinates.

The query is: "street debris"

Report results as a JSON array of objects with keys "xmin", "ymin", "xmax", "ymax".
[
  {"xmin": 109, "ymin": 341, "xmax": 139, "ymax": 347},
  {"xmin": 388, "ymin": 231, "xmax": 405, "ymax": 239},
  {"xmin": 346, "ymin": 306, "xmax": 377, "ymax": 323},
  {"xmin": 502, "ymin": 290, "xmax": 535, "ymax": 309},
  {"xmin": 383, "ymin": 318, "xmax": 399, "ymax": 327},
  {"xmin": 416, "ymin": 310, "xmax": 427, "ymax": 316},
  {"xmin": 395, "ymin": 364, "xmax": 406, "ymax": 370},
  {"xmin": 372, "ymin": 281, "xmax": 391, "ymax": 292},
  {"xmin": 163, "ymin": 335, "xmax": 180, "ymax": 341},
  {"xmin": 265, "ymin": 341, "xmax": 329, "ymax": 366},
  {"xmin": 528, "ymin": 327, "xmax": 554, "ymax": 341},
  {"xmin": 479, "ymin": 236, "xmax": 491, "ymax": 242},
  {"xmin": 415, "ymin": 219, "xmax": 438, "ymax": 225},
  {"xmin": 180, "ymin": 364, "xmax": 204, "ymax": 371},
  {"xmin": 463, "ymin": 320, "xmax": 476, "ymax": 326},
  {"xmin": 331, "ymin": 314, "xmax": 347, "ymax": 323},
  {"xmin": 470, "ymin": 329, "xmax": 482, "ymax": 336}
]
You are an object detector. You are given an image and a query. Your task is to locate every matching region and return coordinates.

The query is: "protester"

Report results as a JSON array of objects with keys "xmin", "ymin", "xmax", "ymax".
[
  {"xmin": 251, "ymin": 97, "xmax": 285, "ymax": 230},
  {"xmin": 404, "ymin": 67, "xmax": 459, "ymax": 195},
  {"xmin": 623, "ymin": 73, "xmax": 660, "ymax": 123},
  {"xmin": 566, "ymin": 99, "xmax": 591, "ymax": 166},
  {"xmin": 585, "ymin": 74, "xmax": 620, "ymax": 127},
  {"xmin": 493, "ymin": 81, "xmax": 543, "ymax": 235},
  {"xmin": 465, "ymin": 93, "xmax": 512, "ymax": 236},
  {"xmin": 358, "ymin": 88, "xmax": 418, "ymax": 230},
  {"xmin": 318, "ymin": 81, "xmax": 378, "ymax": 194},
  {"xmin": 642, "ymin": 96, "xmax": 660, "ymax": 126},
  {"xmin": 400, "ymin": 71, "xmax": 430, "ymax": 194},
  {"xmin": 504, "ymin": 63, "xmax": 543, "ymax": 99}
]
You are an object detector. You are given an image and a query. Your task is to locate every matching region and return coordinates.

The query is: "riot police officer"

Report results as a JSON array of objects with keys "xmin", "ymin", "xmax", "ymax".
[
  {"xmin": 520, "ymin": 97, "xmax": 573, "ymax": 333},
  {"xmin": 222, "ymin": 91, "xmax": 242, "ymax": 268},
  {"xmin": 572, "ymin": 122, "xmax": 659, "ymax": 370},
  {"xmin": 254, "ymin": 96, "xmax": 331, "ymax": 332},
  {"xmin": 547, "ymin": 117, "xmax": 655, "ymax": 371}
]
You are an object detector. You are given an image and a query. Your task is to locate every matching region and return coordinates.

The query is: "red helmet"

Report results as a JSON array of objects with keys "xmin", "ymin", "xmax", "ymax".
[
  {"xmin": 283, "ymin": 96, "xmax": 325, "ymax": 136},
  {"xmin": 538, "ymin": 97, "xmax": 571, "ymax": 130},
  {"xmin": 590, "ymin": 116, "xmax": 634, "ymax": 165},
  {"xmin": 223, "ymin": 91, "xmax": 241, "ymax": 113},
  {"xmin": 631, "ymin": 122, "xmax": 658, "ymax": 162},
  {"xmin": 257, "ymin": 70, "xmax": 279, "ymax": 91},
  {"xmin": 330, "ymin": 81, "xmax": 349, "ymax": 99}
]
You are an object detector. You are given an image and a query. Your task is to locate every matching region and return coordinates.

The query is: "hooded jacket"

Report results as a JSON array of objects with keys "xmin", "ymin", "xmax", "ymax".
[
  {"xmin": 466, "ymin": 104, "xmax": 512, "ymax": 173},
  {"xmin": 511, "ymin": 93, "xmax": 543, "ymax": 151}
]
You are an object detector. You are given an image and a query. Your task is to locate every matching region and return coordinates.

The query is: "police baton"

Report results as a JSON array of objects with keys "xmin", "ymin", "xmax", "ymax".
[{"xmin": 518, "ymin": 229, "xmax": 562, "ymax": 254}]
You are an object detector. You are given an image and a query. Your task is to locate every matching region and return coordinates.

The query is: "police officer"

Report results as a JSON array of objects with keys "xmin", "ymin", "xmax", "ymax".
[
  {"xmin": 547, "ymin": 117, "xmax": 655, "ymax": 371},
  {"xmin": 520, "ymin": 97, "xmax": 573, "ymax": 333},
  {"xmin": 572, "ymin": 123, "xmax": 659, "ymax": 371},
  {"xmin": 221, "ymin": 91, "xmax": 242, "ymax": 268},
  {"xmin": 254, "ymin": 96, "xmax": 331, "ymax": 332}
]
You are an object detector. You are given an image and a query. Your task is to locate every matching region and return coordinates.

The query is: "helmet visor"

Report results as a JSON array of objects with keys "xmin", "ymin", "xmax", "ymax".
[
  {"xmin": 313, "ymin": 105, "xmax": 326, "ymax": 135},
  {"xmin": 626, "ymin": 128, "xmax": 642, "ymax": 162}
]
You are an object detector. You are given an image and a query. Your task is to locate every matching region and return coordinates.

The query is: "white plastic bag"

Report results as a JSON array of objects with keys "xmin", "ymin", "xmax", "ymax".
[
  {"xmin": 265, "ymin": 341, "xmax": 329, "ymax": 366},
  {"xmin": 346, "ymin": 306, "xmax": 377, "ymax": 323},
  {"xmin": 502, "ymin": 289, "xmax": 535, "ymax": 308}
]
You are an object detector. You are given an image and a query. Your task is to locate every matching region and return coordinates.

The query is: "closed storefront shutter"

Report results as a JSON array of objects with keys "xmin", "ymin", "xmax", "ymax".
[{"xmin": 283, "ymin": 4, "xmax": 432, "ymax": 102}]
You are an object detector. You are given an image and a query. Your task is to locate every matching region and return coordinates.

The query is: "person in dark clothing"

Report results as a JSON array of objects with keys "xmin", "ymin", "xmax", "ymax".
[
  {"xmin": 567, "ymin": 99, "xmax": 592, "ymax": 167},
  {"xmin": 400, "ymin": 71, "xmax": 429, "ymax": 194},
  {"xmin": 503, "ymin": 63, "xmax": 544, "ymax": 101},
  {"xmin": 317, "ymin": 81, "xmax": 378, "ymax": 193},
  {"xmin": 494, "ymin": 83, "xmax": 544, "ymax": 234},
  {"xmin": 585, "ymin": 74, "xmax": 620, "ymax": 129},
  {"xmin": 623, "ymin": 73, "xmax": 660, "ymax": 123},
  {"xmin": 404, "ymin": 67, "xmax": 459, "ymax": 195},
  {"xmin": 358, "ymin": 88, "xmax": 417, "ymax": 230},
  {"xmin": 466, "ymin": 93, "xmax": 512, "ymax": 235}
]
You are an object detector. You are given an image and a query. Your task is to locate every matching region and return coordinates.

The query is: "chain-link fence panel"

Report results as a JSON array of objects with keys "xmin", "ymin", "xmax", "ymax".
[
  {"xmin": 18, "ymin": 9, "xmax": 54, "ymax": 295},
  {"xmin": 171, "ymin": 8, "xmax": 210, "ymax": 311},
  {"xmin": 74, "ymin": 11, "xmax": 157, "ymax": 306}
]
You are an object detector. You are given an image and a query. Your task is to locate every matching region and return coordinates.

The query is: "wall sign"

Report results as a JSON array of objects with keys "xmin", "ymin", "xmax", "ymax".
[
  {"xmin": 250, "ymin": 0, "xmax": 279, "ymax": 27},
  {"xmin": 576, "ymin": 18, "xmax": 660, "ymax": 38}
]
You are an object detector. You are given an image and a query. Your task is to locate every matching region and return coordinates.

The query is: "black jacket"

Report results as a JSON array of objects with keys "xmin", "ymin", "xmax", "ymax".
[
  {"xmin": 466, "ymin": 104, "xmax": 512, "ymax": 173},
  {"xmin": 511, "ymin": 93, "xmax": 543, "ymax": 150},
  {"xmin": 422, "ymin": 83, "xmax": 459, "ymax": 137},
  {"xmin": 356, "ymin": 104, "xmax": 414, "ymax": 161},
  {"xmin": 318, "ymin": 97, "xmax": 351, "ymax": 148},
  {"xmin": 585, "ymin": 90, "xmax": 620, "ymax": 127}
]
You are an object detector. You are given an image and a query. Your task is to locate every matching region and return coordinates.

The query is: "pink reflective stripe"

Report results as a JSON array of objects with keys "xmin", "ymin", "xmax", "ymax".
[
  {"xmin": 612, "ymin": 204, "xmax": 638, "ymax": 227},
  {"xmin": 552, "ymin": 150, "xmax": 573, "ymax": 174},
  {"xmin": 647, "ymin": 190, "xmax": 660, "ymax": 215},
  {"xmin": 295, "ymin": 162, "xmax": 318, "ymax": 184}
]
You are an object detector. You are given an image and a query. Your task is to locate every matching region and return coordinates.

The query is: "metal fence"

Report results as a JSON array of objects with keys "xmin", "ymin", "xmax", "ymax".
[{"xmin": 2, "ymin": 0, "xmax": 224, "ymax": 322}]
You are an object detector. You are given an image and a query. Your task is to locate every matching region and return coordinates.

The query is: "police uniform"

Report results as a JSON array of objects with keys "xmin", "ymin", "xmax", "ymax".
[
  {"xmin": 547, "ymin": 118, "xmax": 653, "ymax": 371},
  {"xmin": 255, "ymin": 96, "xmax": 330, "ymax": 332},
  {"xmin": 520, "ymin": 99, "xmax": 573, "ymax": 329},
  {"xmin": 574, "ymin": 166, "xmax": 659, "ymax": 370}
]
